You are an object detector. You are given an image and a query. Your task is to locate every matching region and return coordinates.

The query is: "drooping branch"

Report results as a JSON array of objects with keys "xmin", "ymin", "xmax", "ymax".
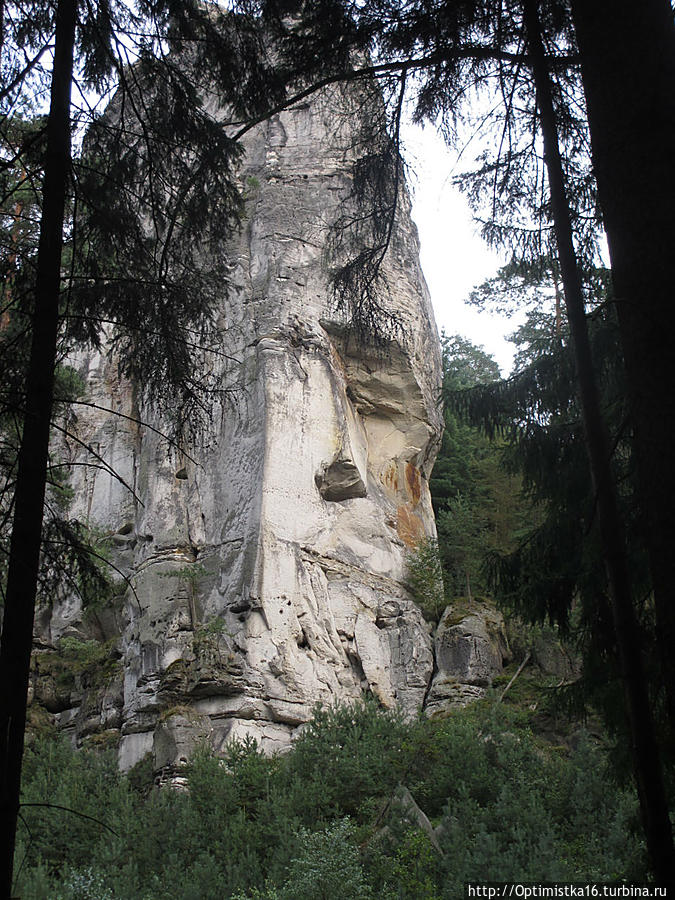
[
  {"xmin": 229, "ymin": 42, "xmax": 572, "ymax": 142},
  {"xmin": 328, "ymin": 70, "xmax": 408, "ymax": 339}
]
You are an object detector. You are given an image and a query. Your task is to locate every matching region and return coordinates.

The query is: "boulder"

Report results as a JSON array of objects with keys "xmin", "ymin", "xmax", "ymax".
[{"xmin": 425, "ymin": 600, "xmax": 510, "ymax": 718}]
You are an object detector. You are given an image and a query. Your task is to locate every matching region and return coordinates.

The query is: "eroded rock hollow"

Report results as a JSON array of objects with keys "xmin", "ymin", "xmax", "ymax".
[{"xmin": 36, "ymin": 85, "xmax": 446, "ymax": 774}]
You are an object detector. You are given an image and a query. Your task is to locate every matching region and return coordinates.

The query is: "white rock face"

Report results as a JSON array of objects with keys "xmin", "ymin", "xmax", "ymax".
[{"xmin": 41, "ymin": 85, "xmax": 443, "ymax": 772}]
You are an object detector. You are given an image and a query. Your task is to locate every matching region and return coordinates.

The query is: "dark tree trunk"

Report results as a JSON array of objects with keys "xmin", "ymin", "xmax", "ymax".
[
  {"xmin": 523, "ymin": 0, "xmax": 675, "ymax": 886},
  {"xmin": 570, "ymin": 0, "xmax": 675, "ymax": 755},
  {"xmin": 0, "ymin": 1, "xmax": 76, "ymax": 896}
]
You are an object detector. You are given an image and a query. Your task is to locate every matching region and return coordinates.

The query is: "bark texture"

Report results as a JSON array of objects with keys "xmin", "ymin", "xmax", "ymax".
[
  {"xmin": 0, "ymin": 1, "xmax": 76, "ymax": 895},
  {"xmin": 524, "ymin": 0, "xmax": 675, "ymax": 884},
  {"xmin": 571, "ymin": 0, "xmax": 675, "ymax": 751}
]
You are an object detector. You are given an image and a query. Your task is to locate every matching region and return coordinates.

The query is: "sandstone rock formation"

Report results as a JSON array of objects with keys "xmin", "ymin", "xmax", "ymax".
[
  {"xmin": 425, "ymin": 600, "xmax": 510, "ymax": 717},
  {"xmin": 34, "ymin": 84, "xmax": 444, "ymax": 773}
]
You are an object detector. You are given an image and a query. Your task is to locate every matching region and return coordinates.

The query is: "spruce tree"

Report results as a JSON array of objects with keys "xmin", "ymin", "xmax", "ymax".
[
  {"xmin": 0, "ymin": 3, "xmax": 284, "ymax": 892},
  {"xmin": 570, "ymin": 0, "xmax": 675, "ymax": 776},
  {"xmin": 430, "ymin": 334, "xmax": 523, "ymax": 600}
]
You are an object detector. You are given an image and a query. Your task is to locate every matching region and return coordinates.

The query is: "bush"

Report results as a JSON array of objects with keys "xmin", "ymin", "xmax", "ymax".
[
  {"xmin": 285, "ymin": 699, "xmax": 410, "ymax": 822},
  {"xmin": 14, "ymin": 700, "xmax": 647, "ymax": 899},
  {"xmin": 406, "ymin": 538, "xmax": 446, "ymax": 621},
  {"xmin": 280, "ymin": 820, "xmax": 375, "ymax": 900}
]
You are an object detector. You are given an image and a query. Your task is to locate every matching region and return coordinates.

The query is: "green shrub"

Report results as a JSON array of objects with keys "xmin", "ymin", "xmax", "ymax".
[
  {"xmin": 406, "ymin": 538, "xmax": 446, "ymax": 621},
  {"xmin": 14, "ymin": 700, "xmax": 647, "ymax": 899},
  {"xmin": 59, "ymin": 867, "xmax": 114, "ymax": 900},
  {"xmin": 57, "ymin": 637, "xmax": 121, "ymax": 687},
  {"xmin": 285, "ymin": 699, "xmax": 410, "ymax": 822},
  {"xmin": 279, "ymin": 819, "xmax": 376, "ymax": 900}
]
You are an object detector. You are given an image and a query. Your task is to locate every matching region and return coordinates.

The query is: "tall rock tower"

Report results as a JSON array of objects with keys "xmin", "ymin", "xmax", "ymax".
[{"xmin": 35, "ymin": 82, "xmax": 443, "ymax": 774}]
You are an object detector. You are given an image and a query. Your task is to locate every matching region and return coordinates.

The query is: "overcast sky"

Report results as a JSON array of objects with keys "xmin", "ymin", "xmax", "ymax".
[{"xmin": 404, "ymin": 122, "xmax": 517, "ymax": 375}]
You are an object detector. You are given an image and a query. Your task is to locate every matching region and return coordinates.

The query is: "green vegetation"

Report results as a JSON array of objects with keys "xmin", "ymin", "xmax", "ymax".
[
  {"xmin": 448, "ymin": 279, "xmax": 675, "ymax": 782},
  {"xmin": 14, "ymin": 699, "xmax": 644, "ymax": 899},
  {"xmin": 29, "ymin": 637, "xmax": 121, "ymax": 711},
  {"xmin": 426, "ymin": 334, "xmax": 527, "ymax": 602},
  {"xmin": 405, "ymin": 538, "xmax": 445, "ymax": 622}
]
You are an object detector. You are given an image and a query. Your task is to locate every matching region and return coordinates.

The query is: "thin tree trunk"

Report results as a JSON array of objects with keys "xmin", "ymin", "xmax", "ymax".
[
  {"xmin": 499, "ymin": 651, "xmax": 531, "ymax": 703},
  {"xmin": 570, "ymin": 0, "xmax": 675, "ymax": 759},
  {"xmin": 522, "ymin": 0, "xmax": 675, "ymax": 885},
  {"xmin": 0, "ymin": 1, "xmax": 76, "ymax": 895},
  {"xmin": 552, "ymin": 267, "xmax": 562, "ymax": 339}
]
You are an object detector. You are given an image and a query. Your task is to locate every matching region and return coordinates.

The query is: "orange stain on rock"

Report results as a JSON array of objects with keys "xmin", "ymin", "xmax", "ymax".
[
  {"xmin": 405, "ymin": 462, "xmax": 421, "ymax": 506},
  {"xmin": 382, "ymin": 460, "xmax": 399, "ymax": 493},
  {"xmin": 397, "ymin": 505, "xmax": 425, "ymax": 548}
]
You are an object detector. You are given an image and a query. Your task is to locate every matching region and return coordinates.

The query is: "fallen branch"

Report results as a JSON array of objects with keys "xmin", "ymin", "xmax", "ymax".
[{"xmin": 499, "ymin": 651, "xmax": 531, "ymax": 702}]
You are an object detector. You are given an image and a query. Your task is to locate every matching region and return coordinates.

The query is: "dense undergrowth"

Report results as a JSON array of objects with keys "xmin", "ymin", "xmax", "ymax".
[{"xmin": 15, "ymin": 696, "xmax": 644, "ymax": 899}]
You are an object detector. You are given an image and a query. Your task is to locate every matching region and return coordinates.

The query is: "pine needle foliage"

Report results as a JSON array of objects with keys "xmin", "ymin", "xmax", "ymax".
[
  {"xmin": 446, "ymin": 293, "xmax": 670, "ymax": 779},
  {"xmin": 14, "ymin": 700, "xmax": 645, "ymax": 898},
  {"xmin": 429, "ymin": 334, "xmax": 526, "ymax": 598}
]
